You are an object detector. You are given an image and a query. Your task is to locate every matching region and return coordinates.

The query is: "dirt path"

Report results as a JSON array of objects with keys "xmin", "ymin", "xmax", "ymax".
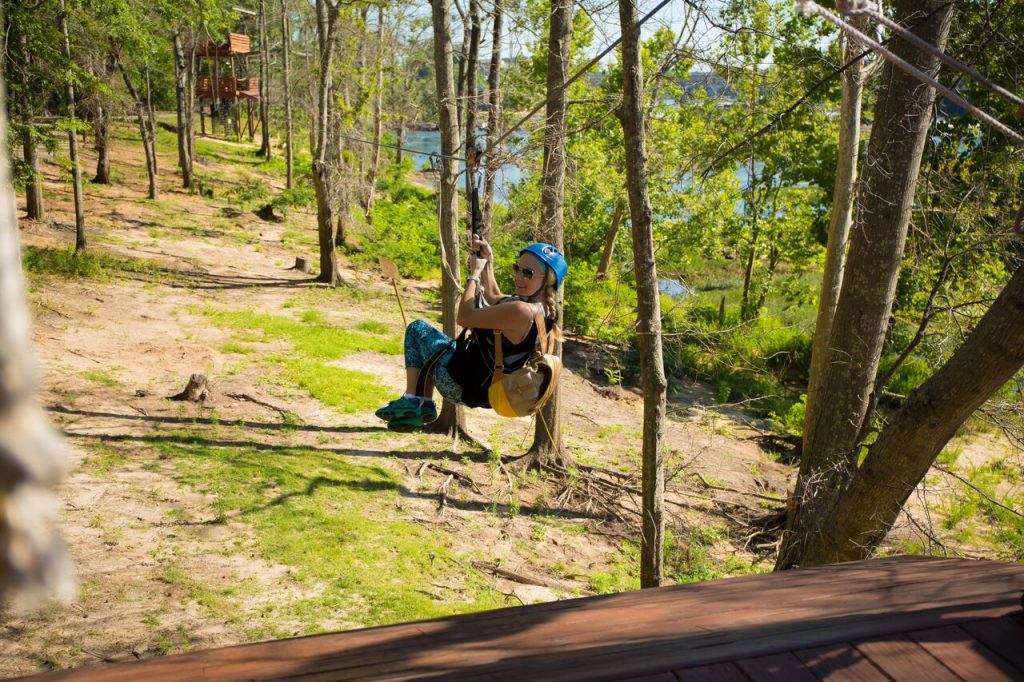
[{"xmin": 3, "ymin": 129, "xmax": 1014, "ymax": 679}]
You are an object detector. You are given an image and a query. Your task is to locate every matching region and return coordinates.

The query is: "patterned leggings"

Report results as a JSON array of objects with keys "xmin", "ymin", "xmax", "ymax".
[{"xmin": 404, "ymin": 320, "xmax": 463, "ymax": 404}]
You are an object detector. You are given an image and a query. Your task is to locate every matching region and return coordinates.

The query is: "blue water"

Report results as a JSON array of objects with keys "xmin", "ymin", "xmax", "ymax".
[
  {"xmin": 403, "ymin": 131, "xmax": 757, "ymax": 211},
  {"xmin": 403, "ymin": 130, "xmax": 523, "ymax": 206}
]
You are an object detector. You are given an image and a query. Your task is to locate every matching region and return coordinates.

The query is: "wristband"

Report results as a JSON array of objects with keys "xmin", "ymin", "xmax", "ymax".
[{"xmin": 466, "ymin": 275, "xmax": 481, "ymax": 284}]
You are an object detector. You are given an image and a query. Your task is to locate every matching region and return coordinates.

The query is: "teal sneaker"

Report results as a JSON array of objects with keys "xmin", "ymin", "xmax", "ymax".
[{"xmin": 375, "ymin": 397, "xmax": 437, "ymax": 424}]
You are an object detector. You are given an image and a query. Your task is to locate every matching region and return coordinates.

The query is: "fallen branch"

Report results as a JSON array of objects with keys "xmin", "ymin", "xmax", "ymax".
[
  {"xmin": 438, "ymin": 475, "xmax": 454, "ymax": 511},
  {"xmin": 693, "ymin": 472, "xmax": 784, "ymax": 503},
  {"xmin": 418, "ymin": 462, "xmax": 484, "ymax": 495},
  {"xmin": 471, "ymin": 561, "xmax": 566, "ymax": 590},
  {"xmin": 225, "ymin": 392, "xmax": 302, "ymax": 423}
]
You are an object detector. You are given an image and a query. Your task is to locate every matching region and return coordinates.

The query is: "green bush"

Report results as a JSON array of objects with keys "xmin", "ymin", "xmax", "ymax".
[
  {"xmin": 879, "ymin": 355, "xmax": 933, "ymax": 397},
  {"xmin": 357, "ymin": 182, "xmax": 440, "ymax": 280}
]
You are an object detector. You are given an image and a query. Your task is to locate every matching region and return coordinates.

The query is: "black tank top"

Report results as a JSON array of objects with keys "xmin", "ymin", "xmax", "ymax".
[{"xmin": 447, "ymin": 300, "xmax": 553, "ymax": 408}]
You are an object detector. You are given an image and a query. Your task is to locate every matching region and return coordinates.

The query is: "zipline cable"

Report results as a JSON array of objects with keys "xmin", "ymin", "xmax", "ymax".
[
  {"xmin": 797, "ymin": 0, "xmax": 1024, "ymax": 145},
  {"xmin": 844, "ymin": 0, "xmax": 1024, "ymax": 112},
  {"xmin": 341, "ymin": 133, "xmax": 467, "ymax": 163}
]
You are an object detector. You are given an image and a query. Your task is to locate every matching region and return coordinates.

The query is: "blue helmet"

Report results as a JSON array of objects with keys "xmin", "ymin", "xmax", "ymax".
[{"xmin": 520, "ymin": 243, "xmax": 568, "ymax": 289}]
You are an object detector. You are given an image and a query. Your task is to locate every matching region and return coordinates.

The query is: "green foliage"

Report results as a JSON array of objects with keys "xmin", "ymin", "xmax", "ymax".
[
  {"xmin": 770, "ymin": 394, "xmax": 806, "ymax": 438},
  {"xmin": 356, "ymin": 174, "xmax": 440, "ymax": 279},
  {"xmin": 22, "ymin": 246, "xmax": 160, "ymax": 281}
]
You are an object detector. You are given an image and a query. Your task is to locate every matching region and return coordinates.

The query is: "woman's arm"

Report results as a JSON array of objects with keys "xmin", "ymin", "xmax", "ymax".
[
  {"xmin": 458, "ymin": 286, "xmax": 535, "ymax": 343},
  {"xmin": 459, "ymin": 250, "xmax": 535, "ymax": 342},
  {"xmin": 471, "ymin": 235, "xmax": 504, "ymax": 303}
]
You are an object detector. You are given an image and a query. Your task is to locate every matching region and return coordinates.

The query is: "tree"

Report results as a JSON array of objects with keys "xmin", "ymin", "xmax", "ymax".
[
  {"xmin": 279, "ymin": 0, "xmax": 294, "ymax": 189},
  {"xmin": 4, "ymin": 0, "xmax": 60, "ymax": 222},
  {"xmin": 0, "ymin": 76, "xmax": 73, "ymax": 609},
  {"xmin": 426, "ymin": 0, "xmax": 467, "ymax": 439},
  {"xmin": 171, "ymin": 27, "xmax": 196, "ymax": 189},
  {"xmin": 311, "ymin": 0, "xmax": 342, "ymax": 285},
  {"xmin": 257, "ymin": 0, "xmax": 271, "ymax": 159},
  {"xmin": 801, "ymin": 262, "xmax": 1024, "ymax": 563},
  {"xmin": 363, "ymin": 4, "xmax": 385, "ymax": 219},
  {"xmin": 521, "ymin": 0, "xmax": 572, "ymax": 470},
  {"xmin": 480, "ymin": 0, "xmax": 503, "ymax": 234},
  {"xmin": 777, "ymin": 0, "xmax": 957, "ymax": 569},
  {"xmin": 803, "ymin": 14, "xmax": 872, "ymax": 446},
  {"xmin": 59, "ymin": 0, "xmax": 87, "ymax": 252},
  {"xmin": 115, "ymin": 54, "xmax": 159, "ymax": 200},
  {"xmin": 617, "ymin": 0, "xmax": 666, "ymax": 588}
]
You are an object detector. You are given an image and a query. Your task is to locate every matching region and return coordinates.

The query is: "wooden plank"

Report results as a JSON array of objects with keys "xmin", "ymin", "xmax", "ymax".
[
  {"xmin": 737, "ymin": 653, "xmax": 819, "ymax": 682},
  {"xmin": 853, "ymin": 634, "xmax": 960, "ymax": 681},
  {"xmin": 961, "ymin": 615, "xmax": 1024, "ymax": 673},
  {"xmin": 23, "ymin": 559, "xmax": 1024, "ymax": 682},
  {"xmin": 676, "ymin": 662, "xmax": 750, "ymax": 682},
  {"xmin": 795, "ymin": 643, "xmax": 890, "ymax": 681},
  {"xmin": 909, "ymin": 625, "xmax": 1022, "ymax": 681}
]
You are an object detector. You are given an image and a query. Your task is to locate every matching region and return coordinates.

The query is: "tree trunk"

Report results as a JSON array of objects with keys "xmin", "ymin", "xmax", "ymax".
[
  {"xmin": 596, "ymin": 198, "xmax": 625, "ymax": 279},
  {"xmin": 617, "ymin": 0, "xmax": 666, "ymax": 589},
  {"xmin": 462, "ymin": 0, "xmax": 481, "ymax": 206},
  {"xmin": 144, "ymin": 60, "xmax": 157, "ymax": 176},
  {"xmin": 280, "ymin": 0, "xmax": 294, "ymax": 189},
  {"xmin": 481, "ymin": 0, "xmax": 503, "ymax": 234},
  {"xmin": 803, "ymin": 20, "xmax": 868, "ymax": 445},
  {"xmin": 117, "ymin": 58, "xmax": 159, "ymax": 201},
  {"xmin": 524, "ymin": 0, "xmax": 573, "ymax": 470},
  {"xmin": 812, "ymin": 263, "xmax": 1024, "ymax": 564},
  {"xmin": 395, "ymin": 118, "xmax": 405, "ymax": 166},
  {"xmin": 313, "ymin": 0, "xmax": 341, "ymax": 285},
  {"xmin": 0, "ymin": 82, "xmax": 73, "ymax": 608},
  {"xmin": 777, "ymin": 0, "xmax": 956, "ymax": 570},
  {"xmin": 22, "ymin": 124, "xmax": 45, "ymax": 221},
  {"xmin": 59, "ymin": 0, "xmax": 86, "ymax": 252},
  {"xmin": 173, "ymin": 31, "xmax": 194, "ymax": 188},
  {"xmin": 92, "ymin": 103, "xmax": 111, "ymax": 184},
  {"xmin": 363, "ymin": 5, "xmax": 385, "ymax": 220},
  {"xmin": 426, "ymin": 0, "xmax": 466, "ymax": 438},
  {"xmin": 258, "ymin": 0, "xmax": 272, "ymax": 159}
]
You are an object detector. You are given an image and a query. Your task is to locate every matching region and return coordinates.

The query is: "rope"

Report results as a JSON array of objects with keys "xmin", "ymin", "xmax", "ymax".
[{"xmin": 798, "ymin": 0, "xmax": 1024, "ymax": 146}]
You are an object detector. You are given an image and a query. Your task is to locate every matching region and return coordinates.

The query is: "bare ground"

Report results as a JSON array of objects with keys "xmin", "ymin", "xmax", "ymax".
[{"xmin": 2, "ymin": 130, "xmax": 1018, "ymax": 679}]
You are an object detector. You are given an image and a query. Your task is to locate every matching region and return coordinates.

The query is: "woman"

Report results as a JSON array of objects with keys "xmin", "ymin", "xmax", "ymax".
[{"xmin": 375, "ymin": 237, "xmax": 567, "ymax": 432}]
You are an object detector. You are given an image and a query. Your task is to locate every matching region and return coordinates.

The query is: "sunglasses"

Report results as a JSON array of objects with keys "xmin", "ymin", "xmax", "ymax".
[{"xmin": 512, "ymin": 263, "xmax": 537, "ymax": 280}]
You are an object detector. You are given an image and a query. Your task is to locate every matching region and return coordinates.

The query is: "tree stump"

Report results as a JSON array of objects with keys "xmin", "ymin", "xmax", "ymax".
[
  {"xmin": 256, "ymin": 203, "xmax": 282, "ymax": 222},
  {"xmin": 291, "ymin": 257, "xmax": 313, "ymax": 274},
  {"xmin": 169, "ymin": 374, "xmax": 209, "ymax": 402}
]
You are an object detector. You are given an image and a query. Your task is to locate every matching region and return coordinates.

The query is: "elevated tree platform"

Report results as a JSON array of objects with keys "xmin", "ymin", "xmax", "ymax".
[
  {"xmin": 20, "ymin": 556, "xmax": 1024, "ymax": 681},
  {"xmin": 195, "ymin": 33, "xmax": 251, "ymax": 57}
]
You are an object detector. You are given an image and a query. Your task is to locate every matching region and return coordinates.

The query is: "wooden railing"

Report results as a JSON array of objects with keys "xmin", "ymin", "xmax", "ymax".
[{"xmin": 195, "ymin": 77, "xmax": 260, "ymax": 100}]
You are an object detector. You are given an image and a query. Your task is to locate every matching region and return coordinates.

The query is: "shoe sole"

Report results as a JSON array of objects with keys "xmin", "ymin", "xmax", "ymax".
[{"xmin": 387, "ymin": 420, "xmax": 423, "ymax": 433}]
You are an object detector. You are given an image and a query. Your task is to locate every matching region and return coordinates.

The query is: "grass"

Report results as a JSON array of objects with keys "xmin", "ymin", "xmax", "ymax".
[
  {"xmin": 22, "ymin": 246, "xmax": 162, "ymax": 282},
  {"xmin": 145, "ymin": 433, "xmax": 506, "ymax": 631},
  {"xmin": 81, "ymin": 368, "xmax": 121, "ymax": 387},
  {"xmin": 199, "ymin": 307, "xmax": 401, "ymax": 413}
]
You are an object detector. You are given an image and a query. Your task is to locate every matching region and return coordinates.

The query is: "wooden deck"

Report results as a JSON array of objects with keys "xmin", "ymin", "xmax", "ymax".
[{"xmin": 19, "ymin": 556, "xmax": 1024, "ymax": 681}]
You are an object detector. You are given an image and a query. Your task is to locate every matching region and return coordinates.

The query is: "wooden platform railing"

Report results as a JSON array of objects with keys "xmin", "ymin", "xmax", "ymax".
[{"xmin": 195, "ymin": 77, "xmax": 260, "ymax": 100}]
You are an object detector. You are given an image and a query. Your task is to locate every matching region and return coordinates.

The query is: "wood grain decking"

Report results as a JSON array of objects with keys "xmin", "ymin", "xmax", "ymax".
[{"xmin": 18, "ymin": 556, "xmax": 1024, "ymax": 681}]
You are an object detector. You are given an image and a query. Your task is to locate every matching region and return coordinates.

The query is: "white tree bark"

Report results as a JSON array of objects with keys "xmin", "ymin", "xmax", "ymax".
[{"xmin": 0, "ymin": 88, "xmax": 74, "ymax": 609}]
